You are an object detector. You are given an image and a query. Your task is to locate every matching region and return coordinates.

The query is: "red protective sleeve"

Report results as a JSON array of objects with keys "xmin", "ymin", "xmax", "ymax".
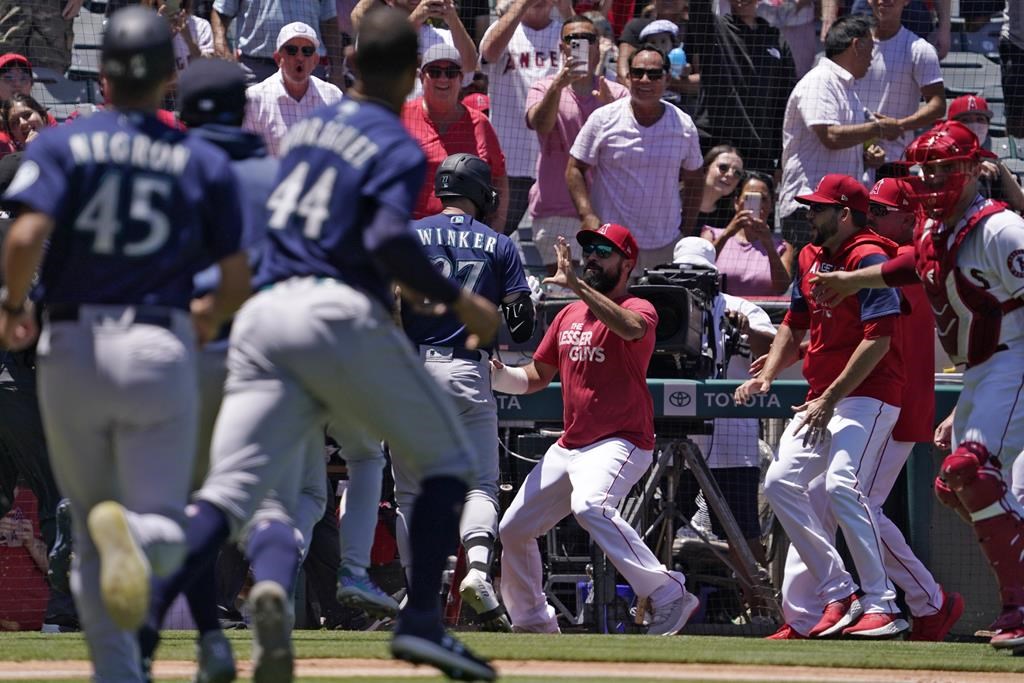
[{"xmin": 880, "ymin": 251, "xmax": 920, "ymax": 287}]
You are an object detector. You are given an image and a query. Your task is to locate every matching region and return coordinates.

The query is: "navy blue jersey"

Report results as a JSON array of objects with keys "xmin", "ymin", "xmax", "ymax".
[
  {"xmin": 254, "ymin": 98, "xmax": 426, "ymax": 306},
  {"xmin": 2, "ymin": 110, "xmax": 243, "ymax": 310},
  {"xmin": 402, "ymin": 212, "xmax": 530, "ymax": 347}
]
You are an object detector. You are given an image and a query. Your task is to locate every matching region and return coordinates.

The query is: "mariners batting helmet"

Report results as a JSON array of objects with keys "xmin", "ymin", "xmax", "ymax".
[
  {"xmin": 101, "ymin": 7, "xmax": 175, "ymax": 85},
  {"xmin": 434, "ymin": 153, "xmax": 499, "ymax": 218}
]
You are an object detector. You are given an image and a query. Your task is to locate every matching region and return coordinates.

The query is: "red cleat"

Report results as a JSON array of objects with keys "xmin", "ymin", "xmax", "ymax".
[
  {"xmin": 842, "ymin": 612, "xmax": 909, "ymax": 638},
  {"xmin": 809, "ymin": 594, "xmax": 863, "ymax": 638},
  {"xmin": 990, "ymin": 628, "xmax": 1024, "ymax": 649},
  {"xmin": 910, "ymin": 590, "xmax": 964, "ymax": 642},
  {"xmin": 765, "ymin": 624, "xmax": 807, "ymax": 640}
]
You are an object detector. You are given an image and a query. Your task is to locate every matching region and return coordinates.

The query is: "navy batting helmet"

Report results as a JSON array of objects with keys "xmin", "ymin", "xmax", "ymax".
[
  {"xmin": 102, "ymin": 7, "xmax": 175, "ymax": 85},
  {"xmin": 434, "ymin": 153, "xmax": 498, "ymax": 217}
]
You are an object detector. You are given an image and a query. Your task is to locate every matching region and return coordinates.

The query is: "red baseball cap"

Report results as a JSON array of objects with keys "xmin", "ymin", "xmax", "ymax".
[
  {"xmin": 462, "ymin": 93, "xmax": 490, "ymax": 113},
  {"xmin": 0, "ymin": 53, "xmax": 32, "ymax": 72},
  {"xmin": 796, "ymin": 174, "xmax": 870, "ymax": 214},
  {"xmin": 903, "ymin": 120, "xmax": 997, "ymax": 164},
  {"xmin": 869, "ymin": 177, "xmax": 915, "ymax": 211},
  {"xmin": 947, "ymin": 94, "xmax": 992, "ymax": 121},
  {"xmin": 577, "ymin": 223, "xmax": 639, "ymax": 260}
]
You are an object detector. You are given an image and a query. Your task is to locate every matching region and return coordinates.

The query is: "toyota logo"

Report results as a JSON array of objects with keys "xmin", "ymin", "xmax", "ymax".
[{"xmin": 668, "ymin": 391, "xmax": 692, "ymax": 408}]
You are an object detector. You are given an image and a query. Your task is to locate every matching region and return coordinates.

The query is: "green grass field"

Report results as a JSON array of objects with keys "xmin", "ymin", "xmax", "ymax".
[{"xmin": 0, "ymin": 630, "xmax": 1022, "ymax": 682}]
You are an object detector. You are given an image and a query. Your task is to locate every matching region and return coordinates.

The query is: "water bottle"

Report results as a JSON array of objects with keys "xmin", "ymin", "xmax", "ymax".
[{"xmin": 668, "ymin": 46, "xmax": 687, "ymax": 79}]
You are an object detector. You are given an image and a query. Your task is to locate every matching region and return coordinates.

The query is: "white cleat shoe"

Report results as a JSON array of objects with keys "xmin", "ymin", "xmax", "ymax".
[
  {"xmin": 645, "ymin": 571, "xmax": 699, "ymax": 636},
  {"xmin": 87, "ymin": 501, "xmax": 150, "ymax": 630},
  {"xmin": 248, "ymin": 581, "xmax": 293, "ymax": 683},
  {"xmin": 459, "ymin": 570, "xmax": 512, "ymax": 632}
]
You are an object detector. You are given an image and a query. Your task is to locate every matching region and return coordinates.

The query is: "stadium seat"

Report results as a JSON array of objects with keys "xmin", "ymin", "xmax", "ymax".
[
  {"xmin": 961, "ymin": 19, "xmax": 1004, "ymax": 61},
  {"xmin": 940, "ymin": 52, "xmax": 1003, "ymax": 98}
]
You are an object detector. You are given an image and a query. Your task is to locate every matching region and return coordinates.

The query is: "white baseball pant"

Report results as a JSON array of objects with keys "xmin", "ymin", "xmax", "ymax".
[
  {"xmin": 36, "ymin": 306, "xmax": 197, "ymax": 683},
  {"xmin": 953, "ymin": 346, "xmax": 1024, "ymax": 508},
  {"xmin": 779, "ymin": 437, "xmax": 943, "ymax": 633},
  {"xmin": 764, "ymin": 396, "xmax": 900, "ymax": 617},
  {"xmin": 498, "ymin": 437, "xmax": 676, "ymax": 631}
]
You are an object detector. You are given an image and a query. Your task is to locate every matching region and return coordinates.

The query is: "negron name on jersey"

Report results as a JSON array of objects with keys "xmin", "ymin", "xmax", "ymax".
[{"xmin": 68, "ymin": 132, "xmax": 191, "ymax": 175}]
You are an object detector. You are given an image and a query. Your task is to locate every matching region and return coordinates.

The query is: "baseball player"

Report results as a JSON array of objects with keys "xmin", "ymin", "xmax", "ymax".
[
  {"xmin": 764, "ymin": 177, "xmax": 963, "ymax": 641},
  {"xmin": 141, "ymin": 9, "xmax": 500, "ymax": 682},
  {"xmin": 737, "ymin": 174, "xmax": 909, "ymax": 639},
  {"xmin": 811, "ymin": 120, "xmax": 1024, "ymax": 652},
  {"xmin": 387, "ymin": 152, "xmax": 533, "ymax": 630},
  {"xmin": 0, "ymin": 8, "xmax": 249, "ymax": 682},
  {"xmin": 492, "ymin": 223, "xmax": 700, "ymax": 636}
]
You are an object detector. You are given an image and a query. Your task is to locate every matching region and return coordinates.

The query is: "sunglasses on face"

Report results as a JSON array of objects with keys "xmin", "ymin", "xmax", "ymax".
[
  {"xmin": 282, "ymin": 44, "xmax": 317, "ymax": 57},
  {"xmin": 582, "ymin": 243, "xmax": 616, "ymax": 258},
  {"xmin": 563, "ymin": 32, "xmax": 598, "ymax": 43},
  {"xmin": 869, "ymin": 203, "xmax": 895, "ymax": 218},
  {"xmin": 716, "ymin": 162, "xmax": 742, "ymax": 176},
  {"xmin": 424, "ymin": 65, "xmax": 462, "ymax": 79},
  {"xmin": 807, "ymin": 203, "xmax": 838, "ymax": 214},
  {"xmin": 629, "ymin": 67, "xmax": 665, "ymax": 81}
]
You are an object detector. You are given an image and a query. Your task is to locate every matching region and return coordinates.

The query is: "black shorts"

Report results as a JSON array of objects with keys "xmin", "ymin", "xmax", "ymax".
[
  {"xmin": 1000, "ymin": 38, "xmax": 1024, "ymax": 126},
  {"xmin": 678, "ymin": 466, "xmax": 763, "ymax": 540}
]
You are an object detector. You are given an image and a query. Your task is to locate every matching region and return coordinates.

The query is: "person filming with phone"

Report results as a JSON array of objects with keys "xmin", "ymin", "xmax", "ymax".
[
  {"xmin": 699, "ymin": 172, "xmax": 794, "ymax": 296},
  {"xmin": 525, "ymin": 15, "xmax": 628, "ymax": 275}
]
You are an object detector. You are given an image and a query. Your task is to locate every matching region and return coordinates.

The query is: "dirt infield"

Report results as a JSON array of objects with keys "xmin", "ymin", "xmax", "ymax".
[{"xmin": 2, "ymin": 659, "xmax": 1023, "ymax": 682}]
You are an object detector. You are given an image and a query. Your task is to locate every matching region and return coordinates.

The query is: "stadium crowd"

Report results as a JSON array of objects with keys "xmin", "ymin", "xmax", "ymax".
[{"xmin": 0, "ymin": 0, "xmax": 1023, "ymax": 680}]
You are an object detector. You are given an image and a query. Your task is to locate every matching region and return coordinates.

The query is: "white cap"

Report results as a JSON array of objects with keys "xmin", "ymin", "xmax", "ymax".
[
  {"xmin": 639, "ymin": 19, "xmax": 679, "ymax": 40},
  {"xmin": 673, "ymin": 236, "xmax": 717, "ymax": 270},
  {"xmin": 421, "ymin": 42, "xmax": 462, "ymax": 68},
  {"xmin": 276, "ymin": 22, "xmax": 320, "ymax": 52}
]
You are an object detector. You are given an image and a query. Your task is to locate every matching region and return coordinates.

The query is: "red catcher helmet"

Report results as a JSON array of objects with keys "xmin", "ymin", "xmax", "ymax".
[{"xmin": 899, "ymin": 120, "xmax": 996, "ymax": 224}]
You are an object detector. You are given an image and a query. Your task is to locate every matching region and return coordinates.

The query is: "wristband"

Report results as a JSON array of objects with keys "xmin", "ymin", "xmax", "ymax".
[{"xmin": 491, "ymin": 364, "xmax": 529, "ymax": 394}]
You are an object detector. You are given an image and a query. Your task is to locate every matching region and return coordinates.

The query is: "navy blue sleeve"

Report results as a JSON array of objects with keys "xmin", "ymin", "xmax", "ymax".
[
  {"xmin": 856, "ymin": 253, "xmax": 901, "ymax": 321},
  {"xmin": 200, "ymin": 151, "xmax": 245, "ymax": 263},
  {"xmin": 789, "ymin": 265, "xmax": 808, "ymax": 314},
  {"xmin": 498, "ymin": 234, "xmax": 530, "ymax": 300},
  {"xmin": 3, "ymin": 132, "xmax": 68, "ymax": 217}
]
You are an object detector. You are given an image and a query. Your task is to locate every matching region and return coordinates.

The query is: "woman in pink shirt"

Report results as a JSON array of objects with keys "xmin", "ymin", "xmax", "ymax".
[{"xmin": 701, "ymin": 173, "xmax": 794, "ymax": 296}]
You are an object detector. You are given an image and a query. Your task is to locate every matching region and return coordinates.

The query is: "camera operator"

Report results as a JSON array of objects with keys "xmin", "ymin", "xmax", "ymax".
[{"xmin": 669, "ymin": 237, "xmax": 775, "ymax": 570}]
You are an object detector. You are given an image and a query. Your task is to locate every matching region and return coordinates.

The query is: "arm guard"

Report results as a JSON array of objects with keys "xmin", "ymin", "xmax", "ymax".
[{"xmin": 501, "ymin": 291, "xmax": 535, "ymax": 343}]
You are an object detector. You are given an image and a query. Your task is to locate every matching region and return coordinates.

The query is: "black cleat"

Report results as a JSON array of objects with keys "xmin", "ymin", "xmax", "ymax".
[
  {"xmin": 47, "ymin": 498, "xmax": 73, "ymax": 595},
  {"xmin": 391, "ymin": 629, "xmax": 496, "ymax": 681}
]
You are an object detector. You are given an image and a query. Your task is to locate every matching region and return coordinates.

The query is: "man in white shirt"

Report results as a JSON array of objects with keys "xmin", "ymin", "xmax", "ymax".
[
  {"xmin": 568, "ymin": 46, "xmax": 704, "ymax": 273},
  {"xmin": 777, "ymin": 14, "xmax": 901, "ymax": 249},
  {"xmin": 480, "ymin": 0, "xmax": 564, "ymax": 234},
  {"xmin": 855, "ymin": 0, "xmax": 945, "ymax": 180},
  {"xmin": 243, "ymin": 21, "xmax": 343, "ymax": 157}
]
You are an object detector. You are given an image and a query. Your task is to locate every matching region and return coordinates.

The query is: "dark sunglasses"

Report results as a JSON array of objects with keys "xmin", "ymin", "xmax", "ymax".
[
  {"xmin": 807, "ymin": 203, "xmax": 839, "ymax": 214},
  {"xmin": 424, "ymin": 65, "xmax": 462, "ymax": 79},
  {"xmin": 582, "ymin": 243, "xmax": 616, "ymax": 258},
  {"xmin": 716, "ymin": 162, "xmax": 743, "ymax": 176},
  {"xmin": 563, "ymin": 32, "xmax": 598, "ymax": 43},
  {"xmin": 869, "ymin": 204, "xmax": 894, "ymax": 218},
  {"xmin": 282, "ymin": 44, "xmax": 317, "ymax": 57},
  {"xmin": 629, "ymin": 67, "xmax": 665, "ymax": 81}
]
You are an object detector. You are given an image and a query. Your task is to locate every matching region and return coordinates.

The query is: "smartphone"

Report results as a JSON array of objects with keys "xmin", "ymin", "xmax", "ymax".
[
  {"xmin": 742, "ymin": 192, "xmax": 762, "ymax": 215},
  {"xmin": 570, "ymin": 38, "xmax": 589, "ymax": 77},
  {"xmin": 164, "ymin": 0, "xmax": 182, "ymax": 14}
]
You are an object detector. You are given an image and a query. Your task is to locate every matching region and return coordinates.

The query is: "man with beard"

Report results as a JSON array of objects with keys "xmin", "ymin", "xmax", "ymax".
[
  {"xmin": 736, "ymin": 174, "xmax": 909, "ymax": 638},
  {"xmin": 491, "ymin": 223, "xmax": 700, "ymax": 636}
]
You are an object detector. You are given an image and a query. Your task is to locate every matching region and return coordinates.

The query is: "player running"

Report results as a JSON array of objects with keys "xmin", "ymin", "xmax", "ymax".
[
  {"xmin": 0, "ymin": 8, "xmax": 249, "ymax": 681},
  {"xmin": 811, "ymin": 120, "xmax": 1024, "ymax": 653}
]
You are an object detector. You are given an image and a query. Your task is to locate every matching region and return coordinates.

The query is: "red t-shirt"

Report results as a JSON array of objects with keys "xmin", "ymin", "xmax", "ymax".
[
  {"xmin": 893, "ymin": 245, "xmax": 935, "ymax": 442},
  {"xmin": 533, "ymin": 296, "xmax": 658, "ymax": 450},
  {"xmin": 783, "ymin": 231, "xmax": 905, "ymax": 407},
  {"xmin": 400, "ymin": 99, "xmax": 507, "ymax": 219},
  {"xmin": 0, "ymin": 489, "xmax": 49, "ymax": 631}
]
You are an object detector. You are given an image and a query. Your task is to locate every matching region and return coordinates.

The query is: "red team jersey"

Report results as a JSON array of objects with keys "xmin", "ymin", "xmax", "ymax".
[
  {"xmin": 893, "ymin": 245, "xmax": 936, "ymax": 442},
  {"xmin": 783, "ymin": 231, "xmax": 905, "ymax": 407},
  {"xmin": 533, "ymin": 296, "xmax": 658, "ymax": 450}
]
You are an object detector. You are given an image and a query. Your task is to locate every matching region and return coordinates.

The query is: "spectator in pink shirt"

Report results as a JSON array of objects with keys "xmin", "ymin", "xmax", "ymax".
[
  {"xmin": 525, "ymin": 15, "xmax": 628, "ymax": 274},
  {"xmin": 700, "ymin": 172, "xmax": 794, "ymax": 296}
]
